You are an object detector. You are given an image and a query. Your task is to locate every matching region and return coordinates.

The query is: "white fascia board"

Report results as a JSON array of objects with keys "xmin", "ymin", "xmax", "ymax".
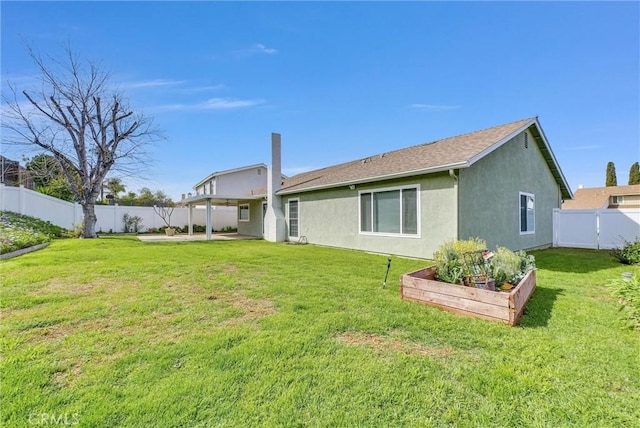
[
  {"xmin": 466, "ymin": 118, "xmax": 537, "ymax": 167},
  {"xmin": 183, "ymin": 193, "xmax": 265, "ymax": 205},
  {"xmin": 530, "ymin": 118, "xmax": 574, "ymax": 200},
  {"xmin": 277, "ymin": 161, "xmax": 469, "ymax": 195}
]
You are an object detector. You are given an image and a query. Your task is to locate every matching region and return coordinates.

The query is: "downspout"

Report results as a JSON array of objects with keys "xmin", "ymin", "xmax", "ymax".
[{"xmin": 449, "ymin": 169, "xmax": 458, "ymax": 240}]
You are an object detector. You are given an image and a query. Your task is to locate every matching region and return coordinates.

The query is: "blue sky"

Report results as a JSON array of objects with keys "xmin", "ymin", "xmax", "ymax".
[{"xmin": 2, "ymin": 1, "xmax": 638, "ymax": 200}]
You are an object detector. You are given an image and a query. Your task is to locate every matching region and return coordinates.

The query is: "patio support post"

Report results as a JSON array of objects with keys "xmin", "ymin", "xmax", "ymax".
[
  {"xmin": 206, "ymin": 199, "xmax": 212, "ymax": 240},
  {"xmin": 188, "ymin": 203, "xmax": 193, "ymax": 236}
]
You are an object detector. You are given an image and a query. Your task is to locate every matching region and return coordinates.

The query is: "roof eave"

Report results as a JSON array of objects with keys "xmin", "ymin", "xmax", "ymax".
[
  {"xmin": 277, "ymin": 161, "xmax": 469, "ymax": 195},
  {"xmin": 528, "ymin": 118, "xmax": 574, "ymax": 200},
  {"xmin": 183, "ymin": 193, "xmax": 265, "ymax": 206}
]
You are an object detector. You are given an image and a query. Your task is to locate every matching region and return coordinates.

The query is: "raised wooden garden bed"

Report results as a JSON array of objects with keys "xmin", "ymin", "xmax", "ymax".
[{"xmin": 400, "ymin": 267, "xmax": 536, "ymax": 326}]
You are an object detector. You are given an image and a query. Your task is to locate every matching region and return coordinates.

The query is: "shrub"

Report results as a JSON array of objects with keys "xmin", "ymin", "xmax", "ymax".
[
  {"xmin": 122, "ymin": 213, "xmax": 143, "ymax": 233},
  {"xmin": 608, "ymin": 273, "xmax": 640, "ymax": 331},
  {"xmin": 611, "ymin": 239, "xmax": 640, "ymax": 265}
]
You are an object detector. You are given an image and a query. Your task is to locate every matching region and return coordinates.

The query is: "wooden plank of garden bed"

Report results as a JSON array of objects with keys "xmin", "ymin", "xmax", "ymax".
[
  {"xmin": 401, "ymin": 286, "xmax": 509, "ymax": 321},
  {"xmin": 400, "ymin": 266, "xmax": 538, "ymax": 325},
  {"xmin": 508, "ymin": 269, "xmax": 537, "ymax": 325},
  {"xmin": 401, "ymin": 267, "xmax": 509, "ymax": 307}
]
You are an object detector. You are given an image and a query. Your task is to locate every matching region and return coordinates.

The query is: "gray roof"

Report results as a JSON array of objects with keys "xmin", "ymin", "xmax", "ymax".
[{"xmin": 279, "ymin": 117, "xmax": 573, "ymax": 199}]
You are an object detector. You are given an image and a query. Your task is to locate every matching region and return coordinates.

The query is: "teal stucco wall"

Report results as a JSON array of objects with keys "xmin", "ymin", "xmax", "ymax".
[
  {"xmin": 281, "ymin": 174, "xmax": 458, "ymax": 259},
  {"xmin": 458, "ymin": 128, "xmax": 562, "ymax": 251}
]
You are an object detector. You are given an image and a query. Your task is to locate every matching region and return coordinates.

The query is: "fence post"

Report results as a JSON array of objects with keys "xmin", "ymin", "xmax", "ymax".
[
  {"xmin": 114, "ymin": 204, "xmax": 118, "ymax": 233},
  {"xmin": 595, "ymin": 209, "xmax": 601, "ymax": 250},
  {"xmin": 552, "ymin": 208, "xmax": 558, "ymax": 247},
  {"xmin": 19, "ymin": 185, "xmax": 26, "ymax": 215}
]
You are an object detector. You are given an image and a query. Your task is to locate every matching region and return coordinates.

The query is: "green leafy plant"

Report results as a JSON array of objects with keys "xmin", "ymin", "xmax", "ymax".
[
  {"xmin": 122, "ymin": 213, "xmax": 143, "ymax": 233},
  {"xmin": 434, "ymin": 238, "xmax": 486, "ymax": 285},
  {"xmin": 607, "ymin": 273, "xmax": 640, "ymax": 330},
  {"xmin": 434, "ymin": 238, "xmax": 535, "ymax": 291},
  {"xmin": 491, "ymin": 247, "xmax": 522, "ymax": 287},
  {"xmin": 611, "ymin": 239, "xmax": 640, "ymax": 265},
  {"xmin": 0, "ymin": 211, "xmax": 68, "ymax": 254}
]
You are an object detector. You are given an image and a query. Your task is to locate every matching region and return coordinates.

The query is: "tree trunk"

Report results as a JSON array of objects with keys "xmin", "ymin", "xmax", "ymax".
[{"xmin": 82, "ymin": 202, "xmax": 98, "ymax": 238}]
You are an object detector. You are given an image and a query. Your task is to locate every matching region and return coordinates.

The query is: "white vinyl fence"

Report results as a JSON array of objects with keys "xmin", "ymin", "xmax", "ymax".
[
  {"xmin": 0, "ymin": 184, "xmax": 237, "ymax": 232},
  {"xmin": 553, "ymin": 208, "xmax": 640, "ymax": 249}
]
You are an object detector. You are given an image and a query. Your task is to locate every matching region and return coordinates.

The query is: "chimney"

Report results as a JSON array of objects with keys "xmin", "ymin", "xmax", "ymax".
[
  {"xmin": 264, "ymin": 133, "xmax": 286, "ymax": 242},
  {"xmin": 270, "ymin": 133, "xmax": 282, "ymax": 195},
  {"xmin": 578, "ymin": 184, "xmax": 584, "ymax": 189}
]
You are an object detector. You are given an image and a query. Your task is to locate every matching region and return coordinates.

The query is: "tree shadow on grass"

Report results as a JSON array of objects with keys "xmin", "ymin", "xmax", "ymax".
[{"xmin": 518, "ymin": 286, "xmax": 564, "ymax": 328}]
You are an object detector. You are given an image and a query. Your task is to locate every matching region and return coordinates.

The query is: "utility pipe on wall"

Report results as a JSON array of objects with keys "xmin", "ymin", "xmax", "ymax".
[{"xmin": 449, "ymin": 169, "xmax": 459, "ymax": 240}]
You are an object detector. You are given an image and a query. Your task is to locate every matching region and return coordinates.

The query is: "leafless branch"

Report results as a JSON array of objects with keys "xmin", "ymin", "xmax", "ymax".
[{"xmin": 1, "ymin": 44, "xmax": 163, "ymax": 237}]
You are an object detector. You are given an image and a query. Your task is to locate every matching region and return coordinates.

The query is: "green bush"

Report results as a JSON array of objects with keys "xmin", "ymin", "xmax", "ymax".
[
  {"xmin": 608, "ymin": 273, "xmax": 640, "ymax": 330},
  {"xmin": 122, "ymin": 213, "xmax": 143, "ymax": 233},
  {"xmin": 611, "ymin": 239, "xmax": 640, "ymax": 265}
]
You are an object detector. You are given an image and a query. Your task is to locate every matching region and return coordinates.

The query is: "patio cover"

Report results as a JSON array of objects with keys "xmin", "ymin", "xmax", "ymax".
[{"xmin": 182, "ymin": 193, "xmax": 265, "ymax": 240}]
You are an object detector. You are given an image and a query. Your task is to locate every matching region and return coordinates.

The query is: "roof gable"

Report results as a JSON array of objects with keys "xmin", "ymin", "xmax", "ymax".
[{"xmin": 280, "ymin": 117, "xmax": 572, "ymax": 199}]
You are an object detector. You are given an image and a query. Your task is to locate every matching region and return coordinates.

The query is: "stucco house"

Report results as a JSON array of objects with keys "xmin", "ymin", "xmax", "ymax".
[
  {"xmin": 561, "ymin": 184, "xmax": 640, "ymax": 210},
  {"xmin": 186, "ymin": 117, "xmax": 573, "ymax": 258}
]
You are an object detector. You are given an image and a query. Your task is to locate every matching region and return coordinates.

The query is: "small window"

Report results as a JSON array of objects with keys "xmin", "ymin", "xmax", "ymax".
[
  {"xmin": 524, "ymin": 132, "xmax": 529, "ymax": 149},
  {"xmin": 612, "ymin": 195, "xmax": 623, "ymax": 204},
  {"xmin": 519, "ymin": 192, "xmax": 535, "ymax": 234},
  {"xmin": 288, "ymin": 199, "xmax": 299, "ymax": 238},
  {"xmin": 239, "ymin": 204, "xmax": 250, "ymax": 222}
]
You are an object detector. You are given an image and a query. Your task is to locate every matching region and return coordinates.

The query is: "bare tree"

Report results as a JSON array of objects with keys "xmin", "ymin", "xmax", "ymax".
[{"xmin": 2, "ymin": 45, "xmax": 160, "ymax": 237}]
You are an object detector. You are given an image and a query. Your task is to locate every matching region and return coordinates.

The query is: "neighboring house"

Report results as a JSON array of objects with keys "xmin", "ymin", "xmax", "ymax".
[
  {"xmin": 192, "ymin": 163, "xmax": 269, "ymax": 197},
  {"xmin": 0, "ymin": 156, "xmax": 34, "ymax": 189},
  {"xmin": 184, "ymin": 163, "xmax": 283, "ymax": 236},
  {"xmin": 561, "ymin": 184, "xmax": 640, "ymax": 210},
  {"xmin": 185, "ymin": 117, "xmax": 573, "ymax": 259}
]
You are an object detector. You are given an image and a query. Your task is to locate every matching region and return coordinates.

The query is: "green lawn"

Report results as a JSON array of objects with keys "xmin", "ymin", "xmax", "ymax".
[{"xmin": 1, "ymin": 238, "xmax": 639, "ymax": 427}]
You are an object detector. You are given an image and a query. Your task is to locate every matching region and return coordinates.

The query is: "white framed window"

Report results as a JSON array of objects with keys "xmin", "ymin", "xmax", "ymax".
[
  {"xmin": 288, "ymin": 198, "xmax": 300, "ymax": 238},
  {"xmin": 239, "ymin": 204, "xmax": 250, "ymax": 222},
  {"xmin": 359, "ymin": 185, "xmax": 419, "ymax": 237},
  {"xmin": 519, "ymin": 192, "xmax": 535, "ymax": 234},
  {"xmin": 612, "ymin": 195, "xmax": 624, "ymax": 204}
]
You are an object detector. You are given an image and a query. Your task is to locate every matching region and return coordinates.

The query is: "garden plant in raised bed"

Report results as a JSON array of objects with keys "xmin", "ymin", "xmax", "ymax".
[{"xmin": 433, "ymin": 238, "xmax": 535, "ymax": 292}]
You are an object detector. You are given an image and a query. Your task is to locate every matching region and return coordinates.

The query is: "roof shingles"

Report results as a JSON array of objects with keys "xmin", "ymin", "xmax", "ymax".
[
  {"xmin": 562, "ymin": 184, "xmax": 640, "ymax": 209},
  {"xmin": 280, "ymin": 117, "xmax": 535, "ymax": 193}
]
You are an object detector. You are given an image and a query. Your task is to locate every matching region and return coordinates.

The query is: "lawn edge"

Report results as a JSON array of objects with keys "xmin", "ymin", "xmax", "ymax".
[{"xmin": 0, "ymin": 242, "xmax": 50, "ymax": 260}]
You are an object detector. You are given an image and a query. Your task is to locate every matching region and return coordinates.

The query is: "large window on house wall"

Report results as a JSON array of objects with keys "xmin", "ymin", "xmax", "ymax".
[
  {"xmin": 288, "ymin": 198, "xmax": 299, "ymax": 238},
  {"xmin": 519, "ymin": 192, "xmax": 535, "ymax": 234},
  {"xmin": 239, "ymin": 204, "xmax": 250, "ymax": 222},
  {"xmin": 359, "ymin": 185, "xmax": 419, "ymax": 236}
]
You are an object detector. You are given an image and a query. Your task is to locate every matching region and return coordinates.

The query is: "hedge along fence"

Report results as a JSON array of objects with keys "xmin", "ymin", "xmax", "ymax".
[{"xmin": 0, "ymin": 184, "xmax": 237, "ymax": 232}]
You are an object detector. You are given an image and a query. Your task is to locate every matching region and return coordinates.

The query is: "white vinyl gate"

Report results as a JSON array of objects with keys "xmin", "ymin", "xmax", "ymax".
[{"xmin": 553, "ymin": 208, "xmax": 640, "ymax": 249}]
